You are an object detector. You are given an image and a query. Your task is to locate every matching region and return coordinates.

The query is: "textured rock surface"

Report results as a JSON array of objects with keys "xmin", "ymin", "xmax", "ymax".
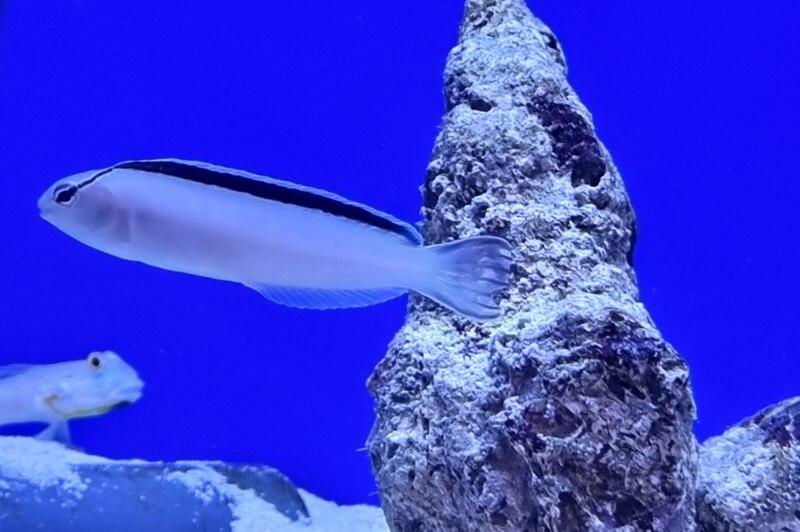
[
  {"xmin": 697, "ymin": 397, "xmax": 800, "ymax": 531},
  {"xmin": 367, "ymin": 0, "xmax": 697, "ymax": 530}
]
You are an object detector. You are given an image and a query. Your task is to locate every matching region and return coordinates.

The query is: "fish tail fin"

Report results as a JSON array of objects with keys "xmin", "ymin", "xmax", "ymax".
[{"xmin": 415, "ymin": 236, "xmax": 513, "ymax": 321}]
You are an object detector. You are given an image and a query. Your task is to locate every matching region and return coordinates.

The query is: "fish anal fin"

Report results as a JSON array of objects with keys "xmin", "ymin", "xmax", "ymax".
[{"xmin": 247, "ymin": 284, "xmax": 405, "ymax": 310}]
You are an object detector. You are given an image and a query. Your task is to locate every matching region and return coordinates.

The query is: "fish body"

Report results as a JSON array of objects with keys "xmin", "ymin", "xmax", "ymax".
[
  {"xmin": 39, "ymin": 160, "xmax": 512, "ymax": 320},
  {"xmin": 0, "ymin": 351, "xmax": 143, "ymax": 444}
]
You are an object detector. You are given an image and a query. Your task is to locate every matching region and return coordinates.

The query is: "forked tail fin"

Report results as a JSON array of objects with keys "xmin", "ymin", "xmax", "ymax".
[{"xmin": 416, "ymin": 236, "xmax": 513, "ymax": 321}]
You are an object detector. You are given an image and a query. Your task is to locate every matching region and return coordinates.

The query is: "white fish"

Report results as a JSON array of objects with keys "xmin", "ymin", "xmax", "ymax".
[
  {"xmin": 39, "ymin": 159, "xmax": 512, "ymax": 320},
  {"xmin": 0, "ymin": 351, "xmax": 143, "ymax": 444}
]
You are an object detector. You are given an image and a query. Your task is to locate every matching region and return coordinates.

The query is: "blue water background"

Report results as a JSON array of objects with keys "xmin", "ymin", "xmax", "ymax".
[{"xmin": 0, "ymin": 1, "xmax": 797, "ymax": 504}]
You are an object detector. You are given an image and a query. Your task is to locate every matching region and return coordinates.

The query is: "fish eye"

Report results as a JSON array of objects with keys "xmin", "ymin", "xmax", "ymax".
[
  {"xmin": 53, "ymin": 184, "xmax": 79, "ymax": 206},
  {"xmin": 88, "ymin": 354, "xmax": 103, "ymax": 370}
]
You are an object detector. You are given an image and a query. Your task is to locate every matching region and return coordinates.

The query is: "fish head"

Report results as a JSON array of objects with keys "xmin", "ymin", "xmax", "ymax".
[
  {"xmin": 38, "ymin": 170, "xmax": 127, "ymax": 247},
  {"xmin": 44, "ymin": 351, "xmax": 144, "ymax": 419}
]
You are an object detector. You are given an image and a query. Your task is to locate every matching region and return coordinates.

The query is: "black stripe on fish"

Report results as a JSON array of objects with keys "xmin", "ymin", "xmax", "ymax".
[
  {"xmin": 77, "ymin": 167, "xmax": 115, "ymax": 189},
  {"xmin": 109, "ymin": 160, "xmax": 421, "ymax": 244}
]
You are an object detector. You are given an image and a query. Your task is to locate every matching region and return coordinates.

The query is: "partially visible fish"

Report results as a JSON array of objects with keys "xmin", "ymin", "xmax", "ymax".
[
  {"xmin": 38, "ymin": 159, "xmax": 512, "ymax": 320},
  {"xmin": 0, "ymin": 351, "xmax": 143, "ymax": 444}
]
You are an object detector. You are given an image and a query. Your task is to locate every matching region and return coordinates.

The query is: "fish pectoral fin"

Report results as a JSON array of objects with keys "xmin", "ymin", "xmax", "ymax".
[
  {"xmin": 35, "ymin": 424, "xmax": 56, "ymax": 441},
  {"xmin": 246, "ymin": 284, "xmax": 405, "ymax": 310},
  {"xmin": 36, "ymin": 421, "xmax": 71, "ymax": 445},
  {"xmin": 53, "ymin": 421, "xmax": 72, "ymax": 445},
  {"xmin": 36, "ymin": 423, "xmax": 58, "ymax": 441}
]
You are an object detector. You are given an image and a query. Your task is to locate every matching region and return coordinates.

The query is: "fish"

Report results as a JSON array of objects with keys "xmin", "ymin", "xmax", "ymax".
[
  {"xmin": 39, "ymin": 159, "xmax": 512, "ymax": 320},
  {"xmin": 0, "ymin": 351, "xmax": 143, "ymax": 445}
]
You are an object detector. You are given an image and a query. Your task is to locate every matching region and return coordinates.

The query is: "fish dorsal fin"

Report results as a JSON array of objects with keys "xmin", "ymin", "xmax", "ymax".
[
  {"xmin": 0, "ymin": 364, "xmax": 33, "ymax": 380},
  {"xmin": 114, "ymin": 159, "xmax": 424, "ymax": 245}
]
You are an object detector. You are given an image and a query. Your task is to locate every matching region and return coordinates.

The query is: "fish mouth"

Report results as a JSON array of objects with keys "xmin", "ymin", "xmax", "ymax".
[
  {"xmin": 37, "ymin": 192, "xmax": 53, "ymax": 220},
  {"xmin": 114, "ymin": 383, "xmax": 144, "ymax": 403}
]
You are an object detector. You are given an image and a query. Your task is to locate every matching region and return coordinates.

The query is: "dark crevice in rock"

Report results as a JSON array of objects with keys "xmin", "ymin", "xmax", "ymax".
[
  {"xmin": 526, "ymin": 96, "xmax": 607, "ymax": 188},
  {"xmin": 558, "ymin": 491, "xmax": 587, "ymax": 530},
  {"xmin": 489, "ymin": 496, "xmax": 508, "ymax": 525},
  {"xmin": 524, "ymin": 399, "xmax": 581, "ymax": 438},
  {"xmin": 570, "ymin": 152, "xmax": 606, "ymax": 188},
  {"xmin": 469, "ymin": 98, "xmax": 494, "ymax": 112},
  {"xmin": 538, "ymin": 30, "xmax": 565, "ymax": 66},
  {"xmin": 541, "ymin": 31, "xmax": 559, "ymax": 52},
  {"xmin": 627, "ymin": 219, "xmax": 638, "ymax": 266},
  {"xmin": 614, "ymin": 496, "xmax": 652, "ymax": 528}
]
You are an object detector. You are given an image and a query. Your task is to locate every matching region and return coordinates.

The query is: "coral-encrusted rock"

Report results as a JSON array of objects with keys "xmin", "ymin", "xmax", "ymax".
[
  {"xmin": 366, "ymin": 0, "xmax": 697, "ymax": 530},
  {"xmin": 697, "ymin": 397, "xmax": 800, "ymax": 531}
]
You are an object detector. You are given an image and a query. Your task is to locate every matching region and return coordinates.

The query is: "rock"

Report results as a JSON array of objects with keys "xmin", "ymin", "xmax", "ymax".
[
  {"xmin": 696, "ymin": 397, "xmax": 800, "ymax": 531},
  {"xmin": 366, "ymin": 0, "xmax": 697, "ymax": 530},
  {"xmin": 0, "ymin": 436, "xmax": 388, "ymax": 532},
  {"xmin": 0, "ymin": 436, "xmax": 307, "ymax": 531}
]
